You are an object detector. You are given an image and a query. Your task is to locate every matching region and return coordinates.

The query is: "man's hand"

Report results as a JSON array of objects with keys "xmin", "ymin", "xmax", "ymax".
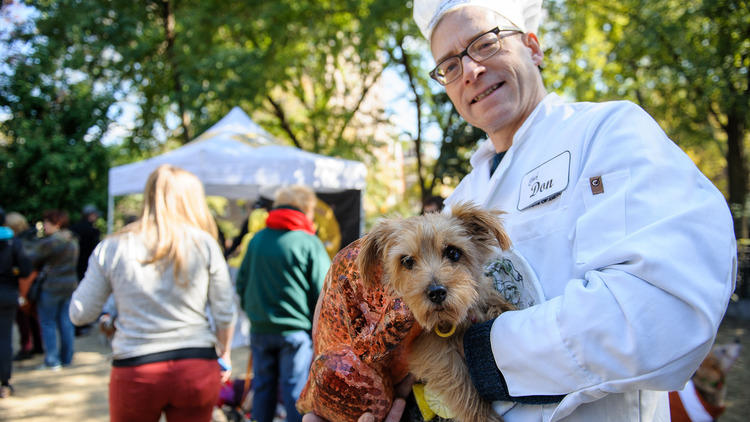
[
  {"xmin": 301, "ymin": 374, "xmax": 414, "ymax": 422},
  {"xmin": 301, "ymin": 398, "xmax": 406, "ymax": 422}
]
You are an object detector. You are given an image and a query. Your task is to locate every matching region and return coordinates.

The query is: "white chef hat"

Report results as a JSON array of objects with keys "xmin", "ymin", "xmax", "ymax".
[{"xmin": 413, "ymin": 0, "xmax": 543, "ymax": 41}]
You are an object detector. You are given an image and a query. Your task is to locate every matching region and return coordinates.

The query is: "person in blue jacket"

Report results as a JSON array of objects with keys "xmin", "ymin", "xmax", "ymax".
[{"xmin": 0, "ymin": 207, "xmax": 32, "ymax": 398}]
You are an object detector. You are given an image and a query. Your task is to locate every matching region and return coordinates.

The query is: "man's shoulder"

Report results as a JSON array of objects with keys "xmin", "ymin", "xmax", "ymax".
[
  {"xmin": 548, "ymin": 96, "xmax": 641, "ymax": 118},
  {"xmin": 70, "ymin": 219, "xmax": 86, "ymax": 231},
  {"xmin": 284, "ymin": 229, "xmax": 322, "ymax": 242},
  {"xmin": 71, "ymin": 220, "xmax": 98, "ymax": 236},
  {"xmin": 278, "ymin": 229, "xmax": 327, "ymax": 252},
  {"xmin": 534, "ymin": 97, "xmax": 650, "ymax": 139}
]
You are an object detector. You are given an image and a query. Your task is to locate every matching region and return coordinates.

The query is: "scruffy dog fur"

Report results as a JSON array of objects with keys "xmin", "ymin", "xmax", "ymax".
[
  {"xmin": 358, "ymin": 202, "xmax": 514, "ymax": 422},
  {"xmin": 669, "ymin": 339, "xmax": 742, "ymax": 421}
]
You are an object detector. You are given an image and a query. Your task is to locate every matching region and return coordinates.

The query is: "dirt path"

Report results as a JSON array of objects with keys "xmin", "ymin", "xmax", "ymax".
[
  {"xmin": 0, "ymin": 330, "xmax": 250, "ymax": 422},
  {"xmin": 1, "ymin": 333, "xmax": 112, "ymax": 422},
  {"xmin": 1, "ymin": 313, "xmax": 747, "ymax": 421}
]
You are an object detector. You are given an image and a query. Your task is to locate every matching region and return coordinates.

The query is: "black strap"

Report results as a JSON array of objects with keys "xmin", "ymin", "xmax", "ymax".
[{"xmin": 112, "ymin": 347, "xmax": 217, "ymax": 367}]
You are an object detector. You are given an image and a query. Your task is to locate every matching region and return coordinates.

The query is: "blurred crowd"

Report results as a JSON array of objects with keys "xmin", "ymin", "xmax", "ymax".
[
  {"xmin": 0, "ymin": 164, "xmax": 335, "ymax": 422},
  {"xmin": 1, "ymin": 204, "xmax": 98, "ymax": 396}
]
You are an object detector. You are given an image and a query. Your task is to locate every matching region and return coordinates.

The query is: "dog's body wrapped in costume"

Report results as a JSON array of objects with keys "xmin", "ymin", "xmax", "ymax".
[
  {"xmin": 298, "ymin": 203, "xmax": 514, "ymax": 422},
  {"xmin": 296, "ymin": 240, "xmax": 421, "ymax": 422}
]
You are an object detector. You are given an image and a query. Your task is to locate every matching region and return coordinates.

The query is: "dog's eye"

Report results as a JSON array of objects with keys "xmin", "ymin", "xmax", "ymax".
[
  {"xmin": 444, "ymin": 245, "xmax": 462, "ymax": 262},
  {"xmin": 400, "ymin": 256, "xmax": 415, "ymax": 270}
]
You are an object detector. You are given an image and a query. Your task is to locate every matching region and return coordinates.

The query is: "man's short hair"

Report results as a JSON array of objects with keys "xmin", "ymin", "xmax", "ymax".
[{"xmin": 274, "ymin": 185, "xmax": 317, "ymax": 214}]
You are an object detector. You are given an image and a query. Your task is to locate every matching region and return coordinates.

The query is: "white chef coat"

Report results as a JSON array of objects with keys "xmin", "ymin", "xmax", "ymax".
[{"xmin": 446, "ymin": 93, "xmax": 737, "ymax": 421}]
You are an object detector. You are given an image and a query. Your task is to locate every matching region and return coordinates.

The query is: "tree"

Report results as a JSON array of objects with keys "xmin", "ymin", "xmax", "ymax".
[
  {"xmin": 382, "ymin": 18, "xmax": 485, "ymax": 210},
  {"xmin": 1, "ymin": 1, "xmax": 412, "ymax": 219},
  {"xmin": 0, "ymin": 33, "xmax": 113, "ymax": 220},
  {"xmin": 19, "ymin": 1, "xmax": 410, "ymax": 159},
  {"xmin": 431, "ymin": 92, "xmax": 487, "ymax": 190},
  {"xmin": 2, "ymin": 1, "xmax": 487, "ymax": 220},
  {"xmin": 544, "ymin": 0, "xmax": 749, "ymax": 236}
]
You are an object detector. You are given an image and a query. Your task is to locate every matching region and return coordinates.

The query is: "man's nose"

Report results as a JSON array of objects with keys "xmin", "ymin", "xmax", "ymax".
[{"xmin": 462, "ymin": 55, "xmax": 484, "ymax": 83}]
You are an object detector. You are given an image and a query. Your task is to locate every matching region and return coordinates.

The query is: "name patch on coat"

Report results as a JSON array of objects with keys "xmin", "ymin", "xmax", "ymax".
[{"xmin": 518, "ymin": 151, "xmax": 570, "ymax": 210}]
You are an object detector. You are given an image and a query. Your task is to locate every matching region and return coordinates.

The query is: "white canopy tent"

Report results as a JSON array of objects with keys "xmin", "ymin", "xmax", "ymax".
[{"xmin": 107, "ymin": 107, "xmax": 367, "ymax": 234}]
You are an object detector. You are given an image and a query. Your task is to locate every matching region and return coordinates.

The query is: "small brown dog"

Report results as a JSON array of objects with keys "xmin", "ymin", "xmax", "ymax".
[
  {"xmin": 358, "ymin": 202, "xmax": 514, "ymax": 422},
  {"xmin": 669, "ymin": 339, "xmax": 742, "ymax": 421}
]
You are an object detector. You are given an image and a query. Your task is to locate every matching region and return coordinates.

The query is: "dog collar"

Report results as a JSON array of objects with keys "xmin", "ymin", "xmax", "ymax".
[{"xmin": 435, "ymin": 324, "xmax": 456, "ymax": 338}]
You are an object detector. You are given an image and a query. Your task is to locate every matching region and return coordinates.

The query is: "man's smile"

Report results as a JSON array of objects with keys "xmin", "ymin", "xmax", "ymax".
[{"xmin": 471, "ymin": 82, "xmax": 504, "ymax": 104}]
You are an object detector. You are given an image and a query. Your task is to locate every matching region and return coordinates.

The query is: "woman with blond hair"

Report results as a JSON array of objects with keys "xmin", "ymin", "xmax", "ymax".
[{"xmin": 70, "ymin": 165, "xmax": 235, "ymax": 422}]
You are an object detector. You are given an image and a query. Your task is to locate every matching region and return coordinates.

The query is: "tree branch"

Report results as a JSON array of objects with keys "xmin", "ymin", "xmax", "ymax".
[
  {"xmin": 396, "ymin": 36, "xmax": 426, "ymax": 199},
  {"xmin": 266, "ymin": 94, "xmax": 302, "ymax": 149},
  {"xmin": 334, "ymin": 64, "xmax": 386, "ymax": 145}
]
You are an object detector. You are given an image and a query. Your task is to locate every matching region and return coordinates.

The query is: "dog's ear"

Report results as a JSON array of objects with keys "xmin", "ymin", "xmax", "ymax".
[
  {"xmin": 357, "ymin": 219, "xmax": 397, "ymax": 287},
  {"xmin": 450, "ymin": 202, "xmax": 511, "ymax": 250}
]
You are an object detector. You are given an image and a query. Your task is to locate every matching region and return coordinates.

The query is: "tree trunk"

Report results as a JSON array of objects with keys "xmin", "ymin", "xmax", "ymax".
[
  {"xmin": 397, "ymin": 38, "xmax": 427, "ymax": 202},
  {"xmin": 161, "ymin": 0, "xmax": 190, "ymax": 143},
  {"xmin": 726, "ymin": 107, "xmax": 748, "ymax": 239}
]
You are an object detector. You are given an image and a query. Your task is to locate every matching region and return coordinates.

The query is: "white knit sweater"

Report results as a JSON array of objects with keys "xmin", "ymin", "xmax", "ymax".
[{"xmin": 69, "ymin": 226, "xmax": 235, "ymax": 360}]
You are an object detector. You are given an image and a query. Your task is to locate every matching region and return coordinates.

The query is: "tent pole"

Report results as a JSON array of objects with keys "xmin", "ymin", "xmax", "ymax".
[
  {"xmin": 360, "ymin": 187, "xmax": 365, "ymax": 237},
  {"xmin": 107, "ymin": 193, "xmax": 114, "ymax": 234}
]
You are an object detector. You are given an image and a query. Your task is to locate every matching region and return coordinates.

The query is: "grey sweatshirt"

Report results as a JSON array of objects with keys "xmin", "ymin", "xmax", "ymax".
[{"xmin": 69, "ymin": 226, "xmax": 235, "ymax": 360}]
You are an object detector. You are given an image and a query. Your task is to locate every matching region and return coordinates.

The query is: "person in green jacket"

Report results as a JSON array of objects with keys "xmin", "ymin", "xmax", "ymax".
[{"xmin": 236, "ymin": 185, "xmax": 330, "ymax": 422}]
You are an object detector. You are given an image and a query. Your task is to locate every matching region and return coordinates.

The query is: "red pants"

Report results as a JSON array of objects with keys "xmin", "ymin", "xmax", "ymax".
[{"xmin": 109, "ymin": 358, "xmax": 220, "ymax": 422}]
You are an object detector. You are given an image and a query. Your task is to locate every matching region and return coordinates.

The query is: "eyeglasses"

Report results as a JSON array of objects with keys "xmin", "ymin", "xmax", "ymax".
[{"xmin": 429, "ymin": 27, "xmax": 523, "ymax": 86}]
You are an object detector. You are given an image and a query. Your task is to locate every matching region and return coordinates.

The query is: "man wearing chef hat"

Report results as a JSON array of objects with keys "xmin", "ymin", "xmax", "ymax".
[
  {"xmin": 415, "ymin": 1, "xmax": 737, "ymax": 421},
  {"xmin": 304, "ymin": 1, "xmax": 736, "ymax": 421}
]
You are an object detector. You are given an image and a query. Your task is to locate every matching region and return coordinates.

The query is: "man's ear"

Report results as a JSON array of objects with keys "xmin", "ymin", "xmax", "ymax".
[{"xmin": 523, "ymin": 33, "xmax": 544, "ymax": 67}]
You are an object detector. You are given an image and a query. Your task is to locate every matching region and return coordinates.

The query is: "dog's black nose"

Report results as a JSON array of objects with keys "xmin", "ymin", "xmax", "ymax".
[{"xmin": 427, "ymin": 284, "xmax": 447, "ymax": 304}]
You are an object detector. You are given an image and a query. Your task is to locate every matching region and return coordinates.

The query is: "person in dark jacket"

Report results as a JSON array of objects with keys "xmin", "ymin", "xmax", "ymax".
[
  {"xmin": 29, "ymin": 209, "xmax": 79, "ymax": 370},
  {"xmin": 70, "ymin": 204, "xmax": 101, "ymax": 281},
  {"xmin": 0, "ymin": 206, "xmax": 32, "ymax": 397},
  {"xmin": 5, "ymin": 212, "xmax": 43, "ymax": 361},
  {"xmin": 70, "ymin": 204, "xmax": 101, "ymax": 336}
]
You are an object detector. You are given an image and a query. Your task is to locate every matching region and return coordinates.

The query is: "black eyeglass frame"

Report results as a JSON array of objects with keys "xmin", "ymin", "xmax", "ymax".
[{"xmin": 429, "ymin": 27, "xmax": 524, "ymax": 86}]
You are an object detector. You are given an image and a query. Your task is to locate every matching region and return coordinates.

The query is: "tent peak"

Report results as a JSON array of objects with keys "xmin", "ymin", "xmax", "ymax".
[{"xmin": 195, "ymin": 106, "xmax": 278, "ymax": 147}]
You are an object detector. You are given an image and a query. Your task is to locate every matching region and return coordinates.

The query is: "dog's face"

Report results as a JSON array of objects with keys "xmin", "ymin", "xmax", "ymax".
[
  {"xmin": 693, "ymin": 354, "xmax": 725, "ymax": 400},
  {"xmin": 358, "ymin": 202, "xmax": 510, "ymax": 335},
  {"xmin": 692, "ymin": 340, "xmax": 742, "ymax": 405}
]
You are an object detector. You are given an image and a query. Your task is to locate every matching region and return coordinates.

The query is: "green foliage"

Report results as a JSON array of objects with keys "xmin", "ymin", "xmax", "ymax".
[
  {"xmin": 22, "ymin": 0, "xmax": 416, "ymax": 158},
  {"xmin": 1, "ymin": 1, "xmax": 414, "ymax": 221},
  {"xmin": 1, "ymin": 1, "xmax": 504, "ymax": 223},
  {"xmin": 430, "ymin": 92, "xmax": 485, "ymax": 189},
  {"xmin": 544, "ymin": 0, "xmax": 749, "ymax": 234},
  {"xmin": 1, "ymin": 9, "xmax": 113, "ymax": 222},
  {"xmin": 545, "ymin": 0, "xmax": 748, "ymax": 195}
]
